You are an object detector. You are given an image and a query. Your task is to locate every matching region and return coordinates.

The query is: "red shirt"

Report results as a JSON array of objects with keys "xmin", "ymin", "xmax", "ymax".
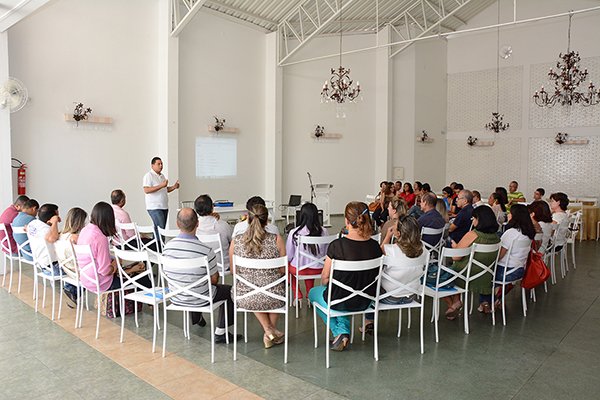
[
  {"xmin": 400, "ymin": 192, "xmax": 416, "ymax": 208},
  {"xmin": 0, "ymin": 205, "xmax": 19, "ymax": 254}
]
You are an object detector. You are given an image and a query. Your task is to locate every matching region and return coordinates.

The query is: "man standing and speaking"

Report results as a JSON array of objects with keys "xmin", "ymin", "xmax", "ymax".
[{"xmin": 143, "ymin": 157, "xmax": 180, "ymax": 248}]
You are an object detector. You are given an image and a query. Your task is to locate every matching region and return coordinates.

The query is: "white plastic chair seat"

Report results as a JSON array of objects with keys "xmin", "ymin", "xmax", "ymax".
[{"xmin": 124, "ymin": 287, "xmax": 168, "ymax": 304}]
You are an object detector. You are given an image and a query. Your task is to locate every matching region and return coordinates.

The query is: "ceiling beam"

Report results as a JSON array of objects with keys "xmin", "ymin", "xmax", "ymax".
[
  {"xmin": 0, "ymin": 0, "xmax": 52, "ymax": 32},
  {"xmin": 204, "ymin": 0, "xmax": 278, "ymax": 30},
  {"xmin": 171, "ymin": 0, "xmax": 208, "ymax": 37}
]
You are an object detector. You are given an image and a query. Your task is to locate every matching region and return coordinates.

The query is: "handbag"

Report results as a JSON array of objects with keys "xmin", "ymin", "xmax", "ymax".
[
  {"xmin": 368, "ymin": 201, "xmax": 381, "ymax": 212},
  {"xmin": 101, "ymin": 289, "xmax": 143, "ymax": 318},
  {"xmin": 521, "ymin": 244, "xmax": 550, "ymax": 289}
]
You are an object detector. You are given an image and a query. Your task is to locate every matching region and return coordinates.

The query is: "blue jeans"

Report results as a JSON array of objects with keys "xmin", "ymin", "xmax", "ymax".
[
  {"xmin": 479, "ymin": 265, "xmax": 524, "ymax": 304},
  {"xmin": 309, "ymin": 285, "xmax": 351, "ymax": 337},
  {"xmin": 366, "ymin": 295, "xmax": 416, "ymax": 320},
  {"xmin": 147, "ymin": 209, "xmax": 168, "ymax": 251}
]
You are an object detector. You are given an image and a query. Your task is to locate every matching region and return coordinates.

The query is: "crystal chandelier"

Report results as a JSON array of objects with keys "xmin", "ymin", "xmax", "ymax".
[
  {"xmin": 320, "ymin": 0, "xmax": 361, "ymax": 117},
  {"xmin": 485, "ymin": 0, "xmax": 509, "ymax": 134},
  {"xmin": 533, "ymin": 13, "xmax": 600, "ymax": 107}
]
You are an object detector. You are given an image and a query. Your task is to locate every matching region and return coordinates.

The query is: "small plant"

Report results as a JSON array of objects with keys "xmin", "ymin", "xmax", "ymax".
[
  {"xmin": 214, "ymin": 116, "xmax": 226, "ymax": 132},
  {"xmin": 555, "ymin": 132, "xmax": 569, "ymax": 144},
  {"xmin": 73, "ymin": 102, "xmax": 92, "ymax": 126},
  {"xmin": 419, "ymin": 130, "xmax": 429, "ymax": 142},
  {"xmin": 467, "ymin": 136, "xmax": 478, "ymax": 146},
  {"xmin": 315, "ymin": 125, "xmax": 325, "ymax": 138}
]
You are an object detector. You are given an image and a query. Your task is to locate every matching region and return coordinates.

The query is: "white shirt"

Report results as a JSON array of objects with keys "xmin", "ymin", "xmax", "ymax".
[
  {"xmin": 538, "ymin": 221, "xmax": 553, "ymax": 254},
  {"xmin": 197, "ymin": 215, "xmax": 233, "ymax": 270},
  {"xmin": 552, "ymin": 212, "xmax": 569, "ymax": 246},
  {"xmin": 382, "ymin": 244, "xmax": 427, "ymax": 298},
  {"xmin": 26, "ymin": 219, "xmax": 57, "ymax": 268},
  {"xmin": 143, "ymin": 170, "xmax": 168, "ymax": 210},
  {"xmin": 498, "ymin": 228, "xmax": 530, "ymax": 269},
  {"xmin": 232, "ymin": 220, "xmax": 279, "ymax": 237}
]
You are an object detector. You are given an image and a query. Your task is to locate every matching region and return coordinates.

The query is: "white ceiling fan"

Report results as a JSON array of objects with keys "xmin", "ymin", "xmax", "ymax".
[{"xmin": 0, "ymin": 77, "xmax": 28, "ymax": 113}]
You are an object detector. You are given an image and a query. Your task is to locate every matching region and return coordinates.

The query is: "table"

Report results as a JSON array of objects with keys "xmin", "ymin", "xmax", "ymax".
[
  {"xmin": 568, "ymin": 205, "xmax": 600, "ymax": 240},
  {"xmin": 213, "ymin": 204, "xmax": 275, "ymax": 224}
]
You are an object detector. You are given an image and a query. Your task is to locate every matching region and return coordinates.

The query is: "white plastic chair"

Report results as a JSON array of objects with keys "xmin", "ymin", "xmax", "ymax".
[
  {"xmin": 291, "ymin": 234, "xmax": 337, "ymax": 318},
  {"xmin": 197, "ymin": 233, "xmax": 228, "ymax": 284},
  {"xmin": 9, "ymin": 224, "xmax": 35, "ymax": 294},
  {"xmin": 28, "ymin": 237, "xmax": 62, "ymax": 320},
  {"xmin": 548, "ymin": 218, "xmax": 570, "ymax": 284},
  {"xmin": 136, "ymin": 224, "xmax": 160, "ymax": 263},
  {"xmin": 492, "ymin": 237, "xmax": 532, "ymax": 326},
  {"xmin": 0, "ymin": 223, "xmax": 19, "ymax": 293},
  {"xmin": 73, "ymin": 244, "xmax": 121, "ymax": 339},
  {"xmin": 371, "ymin": 233, "xmax": 381, "ymax": 242},
  {"xmin": 372, "ymin": 252, "xmax": 430, "ymax": 354},
  {"xmin": 312, "ymin": 256, "xmax": 383, "ymax": 368},
  {"xmin": 420, "ymin": 226, "xmax": 445, "ymax": 264},
  {"xmin": 114, "ymin": 249, "xmax": 165, "ymax": 352},
  {"xmin": 115, "ymin": 222, "xmax": 142, "ymax": 251},
  {"xmin": 54, "ymin": 239, "xmax": 85, "ymax": 328},
  {"xmin": 158, "ymin": 227, "xmax": 180, "ymax": 251},
  {"xmin": 232, "ymin": 255, "xmax": 288, "ymax": 363},
  {"xmin": 423, "ymin": 246, "xmax": 472, "ymax": 343},
  {"xmin": 566, "ymin": 211, "xmax": 581, "ymax": 269},
  {"xmin": 159, "ymin": 255, "xmax": 228, "ymax": 362}
]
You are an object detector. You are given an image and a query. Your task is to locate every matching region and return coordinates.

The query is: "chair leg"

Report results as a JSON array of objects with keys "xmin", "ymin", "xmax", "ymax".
[
  {"xmin": 51, "ymin": 281, "xmax": 56, "ymax": 321},
  {"xmin": 120, "ymin": 295, "xmax": 126, "ymax": 343},
  {"xmin": 34, "ymin": 275, "xmax": 39, "ymax": 313},
  {"xmin": 419, "ymin": 305, "xmax": 425, "ymax": 354},
  {"xmin": 162, "ymin": 305, "xmax": 168, "ymax": 358},
  {"xmin": 502, "ymin": 289, "xmax": 507, "ymax": 326},
  {"xmin": 313, "ymin": 306, "xmax": 318, "ymax": 348},
  {"xmin": 350, "ymin": 316, "xmax": 355, "ymax": 344},
  {"xmin": 210, "ymin": 311, "xmax": 215, "ymax": 363},
  {"xmin": 17, "ymin": 260, "xmax": 22, "ymax": 294},
  {"xmin": 42, "ymin": 279, "xmax": 47, "ymax": 308},
  {"xmin": 7, "ymin": 259, "xmax": 13, "ymax": 293},
  {"xmin": 152, "ymin": 306, "xmax": 158, "ymax": 353},
  {"xmin": 434, "ymin": 298, "xmax": 440, "ymax": 342},
  {"xmin": 58, "ymin": 280, "xmax": 64, "ymax": 320},
  {"xmin": 397, "ymin": 309, "xmax": 402, "ymax": 338},
  {"xmin": 373, "ymin": 311, "xmax": 379, "ymax": 361},
  {"xmin": 244, "ymin": 312, "xmax": 248, "ymax": 343},
  {"xmin": 326, "ymin": 316, "xmax": 331, "ymax": 369},
  {"xmin": 407, "ymin": 308, "xmax": 412, "ymax": 329},
  {"xmin": 284, "ymin": 309, "xmax": 289, "ymax": 364},
  {"xmin": 96, "ymin": 295, "xmax": 101, "ymax": 339},
  {"xmin": 233, "ymin": 310, "xmax": 238, "ymax": 361},
  {"xmin": 521, "ymin": 288, "xmax": 527, "ymax": 317}
]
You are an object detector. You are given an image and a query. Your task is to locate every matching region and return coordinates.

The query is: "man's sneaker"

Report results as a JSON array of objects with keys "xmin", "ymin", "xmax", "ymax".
[
  {"xmin": 215, "ymin": 332, "xmax": 243, "ymax": 344},
  {"xmin": 191, "ymin": 314, "xmax": 207, "ymax": 327},
  {"xmin": 63, "ymin": 289, "xmax": 77, "ymax": 309}
]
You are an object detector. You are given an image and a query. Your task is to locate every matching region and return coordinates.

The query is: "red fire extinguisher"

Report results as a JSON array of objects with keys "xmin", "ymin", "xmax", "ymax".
[{"xmin": 12, "ymin": 158, "xmax": 27, "ymax": 195}]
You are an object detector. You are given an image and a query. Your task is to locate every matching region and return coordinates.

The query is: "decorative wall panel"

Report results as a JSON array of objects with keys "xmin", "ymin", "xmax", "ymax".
[
  {"xmin": 528, "ymin": 137, "xmax": 599, "ymax": 198},
  {"xmin": 448, "ymin": 66, "xmax": 523, "ymax": 132},
  {"xmin": 529, "ymin": 56, "xmax": 600, "ymax": 129},
  {"xmin": 445, "ymin": 138, "xmax": 521, "ymax": 197}
]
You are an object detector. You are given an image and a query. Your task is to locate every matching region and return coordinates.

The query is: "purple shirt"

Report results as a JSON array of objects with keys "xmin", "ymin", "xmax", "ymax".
[
  {"xmin": 77, "ymin": 224, "xmax": 113, "ymax": 293},
  {"xmin": 0, "ymin": 205, "xmax": 19, "ymax": 254},
  {"xmin": 286, "ymin": 226, "xmax": 329, "ymax": 268}
]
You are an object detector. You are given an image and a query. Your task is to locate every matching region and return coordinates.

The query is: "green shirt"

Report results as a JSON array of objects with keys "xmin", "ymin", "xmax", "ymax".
[{"xmin": 507, "ymin": 191, "xmax": 525, "ymax": 211}]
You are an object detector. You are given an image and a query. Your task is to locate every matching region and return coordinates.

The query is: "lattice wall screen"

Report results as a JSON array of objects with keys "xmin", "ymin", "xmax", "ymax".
[
  {"xmin": 528, "ymin": 137, "xmax": 600, "ymax": 197},
  {"xmin": 448, "ymin": 66, "xmax": 523, "ymax": 132},
  {"xmin": 529, "ymin": 56, "xmax": 600, "ymax": 129},
  {"xmin": 445, "ymin": 138, "xmax": 521, "ymax": 197}
]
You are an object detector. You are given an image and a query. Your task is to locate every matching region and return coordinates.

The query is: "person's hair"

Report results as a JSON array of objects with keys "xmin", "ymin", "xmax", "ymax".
[
  {"xmin": 345, "ymin": 201, "xmax": 373, "ymax": 239},
  {"xmin": 24, "ymin": 199, "xmax": 39, "ymax": 210},
  {"xmin": 550, "ymin": 192, "xmax": 569, "ymax": 211},
  {"xmin": 435, "ymin": 199, "xmax": 449, "ymax": 222},
  {"xmin": 379, "ymin": 181, "xmax": 387, "ymax": 188},
  {"xmin": 151, "ymin": 157, "xmax": 161, "ymax": 165},
  {"xmin": 395, "ymin": 180, "xmax": 402, "ymax": 185},
  {"xmin": 495, "ymin": 187, "xmax": 508, "ymax": 205},
  {"xmin": 110, "ymin": 189, "xmax": 125, "ymax": 205},
  {"xmin": 536, "ymin": 187, "xmax": 545, "ymax": 196},
  {"xmin": 389, "ymin": 196, "xmax": 408, "ymax": 218},
  {"xmin": 449, "ymin": 182, "xmax": 457, "ymax": 189},
  {"xmin": 442, "ymin": 186, "xmax": 453, "ymax": 196},
  {"xmin": 243, "ymin": 204, "xmax": 269, "ymax": 256},
  {"xmin": 14, "ymin": 195, "xmax": 29, "ymax": 207},
  {"xmin": 454, "ymin": 183, "xmax": 464, "ymax": 191},
  {"xmin": 490, "ymin": 193, "xmax": 507, "ymax": 212},
  {"xmin": 38, "ymin": 203, "xmax": 59, "ymax": 223},
  {"xmin": 292, "ymin": 203, "xmax": 323, "ymax": 256},
  {"xmin": 472, "ymin": 190, "xmax": 481, "ymax": 200},
  {"xmin": 472, "ymin": 205, "xmax": 499, "ymax": 234},
  {"xmin": 528, "ymin": 201, "xmax": 552, "ymax": 223},
  {"xmin": 403, "ymin": 182, "xmax": 414, "ymax": 194},
  {"xmin": 395, "ymin": 216, "xmax": 423, "ymax": 258},
  {"xmin": 245, "ymin": 196, "xmax": 266, "ymax": 211},
  {"xmin": 62, "ymin": 207, "xmax": 88, "ymax": 235},
  {"xmin": 177, "ymin": 208, "xmax": 198, "ymax": 233},
  {"xmin": 194, "ymin": 194, "xmax": 213, "ymax": 216},
  {"xmin": 506, "ymin": 204, "xmax": 536, "ymax": 240},
  {"xmin": 422, "ymin": 192, "xmax": 437, "ymax": 208},
  {"xmin": 460, "ymin": 190, "xmax": 473, "ymax": 204},
  {"xmin": 414, "ymin": 181, "xmax": 422, "ymax": 191},
  {"xmin": 90, "ymin": 202, "xmax": 117, "ymax": 237},
  {"xmin": 510, "ymin": 180, "xmax": 519, "ymax": 187},
  {"xmin": 422, "ymin": 183, "xmax": 431, "ymax": 192}
]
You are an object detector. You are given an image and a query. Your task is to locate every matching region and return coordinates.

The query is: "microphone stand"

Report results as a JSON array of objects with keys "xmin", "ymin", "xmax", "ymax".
[{"xmin": 307, "ymin": 172, "xmax": 316, "ymax": 203}]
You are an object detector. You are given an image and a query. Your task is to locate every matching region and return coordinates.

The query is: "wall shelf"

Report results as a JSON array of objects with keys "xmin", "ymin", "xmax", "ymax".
[
  {"xmin": 208, "ymin": 125, "xmax": 238, "ymax": 133},
  {"xmin": 416, "ymin": 136, "xmax": 434, "ymax": 143},
  {"xmin": 64, "ymin": 113, "xmax": 113, "ymax": 124},
  {"xmin": 310, "ymin": 133, "xmax": 343, "ymax": 140},
  {"xmin": 559, "ymin": 138, "xmax": 589, "ymax": 145},
  {"xmin": 468, "ymin": 140, "xmax": 495, "ymax": 147}
]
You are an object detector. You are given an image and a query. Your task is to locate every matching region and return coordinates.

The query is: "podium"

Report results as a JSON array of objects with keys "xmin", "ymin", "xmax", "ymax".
[{"xmin": 314, "ymin": 184, "xmax": 333, "ymax": 227}]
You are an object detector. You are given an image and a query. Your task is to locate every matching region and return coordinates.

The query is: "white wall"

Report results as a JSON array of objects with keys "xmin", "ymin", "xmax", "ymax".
[
  {"xmin": 178, "ymin": 12, "xmax": 266, "ymax": 207},
  {"xmin": 446, "ymin": 0, "xmax": 600, "ymax": 199},
  {"xmin": 282, "ymin": 34, "xmax": 377, "ymax": 214},
  {"xmin": 8, "ymin": 0, "xmax": 159, "ymax": 223}
]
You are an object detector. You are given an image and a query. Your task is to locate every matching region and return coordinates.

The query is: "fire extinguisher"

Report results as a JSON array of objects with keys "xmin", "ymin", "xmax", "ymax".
[{"xmin": 11, "ymin": 158, "xmax": 27, "ymax": 195}]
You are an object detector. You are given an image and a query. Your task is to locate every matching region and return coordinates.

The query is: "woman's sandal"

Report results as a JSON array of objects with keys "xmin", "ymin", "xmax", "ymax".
[
  {"xmin": 272, "ymin": 331, "xmax": 285, "ymax": 345},
  {"xmin": 263, "ymin": 333, "xmax": 276, "ymax": 349},
  {"xmin": 359, "ymin": 322, "xmax": 374, "ymax": 336},
  {"xmin": 446, "ymin": 301, "xmax": 463, "ymax": 320},
  {"xmin": 330, "ymin": 334, "xmax": 350, "ymax": 351},
  {"xmin": 478, "ymin": 302, "xmax": 492, "ymax": 314}
]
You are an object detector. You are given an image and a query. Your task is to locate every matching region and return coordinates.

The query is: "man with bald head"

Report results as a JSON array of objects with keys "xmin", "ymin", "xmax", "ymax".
[
  {"xmin": 162, "ymin": 208, "xmax": 239, "ymax": 344},
  {"xmin": 448, "ymin": 189, "xmax": 474, "ymax": 244}
]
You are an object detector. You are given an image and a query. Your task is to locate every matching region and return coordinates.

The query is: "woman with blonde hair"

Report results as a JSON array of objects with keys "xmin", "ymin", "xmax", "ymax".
[
  {"xmin": 230, "ymin": 203, "xmax": 287, "ymax": 349},
  {"xmin": 380, "ymin": 196, "xmax": 408, "ymax": 246},
  {"xmin": 56, "ymin": 207, "xmax": 88, "ymax": 306},
  {"xmin": 308, "ymin": 202, "xmax": 382, "ymax": 351}
]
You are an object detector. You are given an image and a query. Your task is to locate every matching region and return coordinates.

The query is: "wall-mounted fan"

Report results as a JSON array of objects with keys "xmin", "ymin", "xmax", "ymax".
[
  {"xmin": 0, "ymin": 77, "xmax": 28, "ymax": 113},
  {"xmin": 499, "ymin": 45, "xmax": 513, "ymax": 60}
]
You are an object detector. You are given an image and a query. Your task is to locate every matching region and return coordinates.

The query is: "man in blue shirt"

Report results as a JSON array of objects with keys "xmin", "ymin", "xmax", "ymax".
[
  {"xmin": 418, "ymin": 193, "xmax": 446, "ymax": 247},
  {"xmin": 12, "ymin": 199, "xmax": 39, "ymax": 261},
  {"xmin": 449, "ymin": 190, "xmax": 474, "ymax": 244}
]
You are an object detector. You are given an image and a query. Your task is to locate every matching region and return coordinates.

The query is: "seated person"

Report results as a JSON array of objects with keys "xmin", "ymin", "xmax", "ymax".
[
  {"xmin": 373, "ymin": 182, "xmax": 394, "ymax": 227},
  {"xmin": 448, "ymin": 190, "xmax": 474, "ymax": 244},
  {"xmin": 0, "ymin": 195, "xmax": 29, "ymax": 255},
  {"xmin": 407, "ymin": 183, "xmax": 431, "ymax": 219},
  {"xmin": 163, "ymin": 208, "xmax": 237, "ymax": 343},
  {"xmin": 449, "ymin": 183, "xmax": 464, "ymax": 217},
  {"xmin": 418, "ymin": 193, "xmax": 446, "ymax": 248},
  {"xmin": 55, "ymin": 207, "xmax": 87, "ymax": 306},
  {"xmin": 441, "ymin": 186, "xmax": 453, "ymax": 211},
  {"xmin": 507, "ymin": 181, "xmax": 526, "ymax": 210},
  {"xmin": 12, "ymin": 199, "xmax": 39, "ymax": 261},
  {"xmin": 380, "ymin": 197, "xmax": 408, "ymax": 247},
  {"xmin": 472, "ymin": 191, "xmax": 485, "ymax": 207},
  {"xmin": 392, "ymin": 180, "xmax": 402, "ymax": 196},
  {"xmin": 435, "ymin": 199, "xmax": 449, "ymax": 224},
  {"xmin": 232, "ymin": 196, "xmax": 279, "ymax": 238},
  {"xmin": 549, "ymin": 192, "xmax": 570, "ymax": 248},
  {"xmin": 488, "ymin": 192, "xmax": 507, "ymax": 225},
  {"xmin": 111, "ymin": 189, "xmax": 135, "ymax": 244},
  {"xmin": 195, "ymin": 194, "xmax": 233, "ymax": 272},
  {"xmin": 26, "ymin": 203, "xmax": 61, "ymax": 276},
  {"xmin": 399, "ymin": 182, "xmax": 416, "ymax": 208},
  {"xmin": 533, "ymin": 187, "xmax": 545, "ymax": 202}
]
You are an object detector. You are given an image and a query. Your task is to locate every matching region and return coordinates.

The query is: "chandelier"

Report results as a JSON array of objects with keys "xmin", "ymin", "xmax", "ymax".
[
  {"xmin": 533, "ymin": 13, "xmax": 600, "ymax": 107},
  {"xmin": 320, "ymin": 0, "xmax": 361, "ymax": 117},
  {"xmin": 485, "ymin": 0, "xmax": 509, "ymax": 134}
]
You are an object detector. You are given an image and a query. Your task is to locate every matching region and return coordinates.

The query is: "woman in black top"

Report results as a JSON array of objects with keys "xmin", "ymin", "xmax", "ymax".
[{"xmin": 308, "ymin": 202, "xmax": 383, "ymax": 351}]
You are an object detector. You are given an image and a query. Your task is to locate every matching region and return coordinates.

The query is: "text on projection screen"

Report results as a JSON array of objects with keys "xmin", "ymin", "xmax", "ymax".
[{"xmin": 196, "ymin": 137, "xmax": 237, "ymax": 178}]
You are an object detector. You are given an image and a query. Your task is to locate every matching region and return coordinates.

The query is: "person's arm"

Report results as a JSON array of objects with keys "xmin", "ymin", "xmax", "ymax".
[
  {"xmin": 167, "ymin": 180, "xmax": 180, "ymax": 193},
  {"xmin": 143, "ymin": 179, "xmax": 168, "ymax": 194},
  {"xmin": 451, "ymin": 231, "xmax": 477, "ymax": 260},
  {"xmin": 498, "ymin": 246, "xmax": 508, "ymax": 260},
  {"xmin": 45, "ymin": 215, "xmax": 61, "ymax": 243},
  {"xmin": 285, "ymin": 231, "xmax": 295, "ymax": 263},
  {"xmin": 380, "ymin": 226, "xmax": 394, "ymax": 252},
  {"xmin": 448, "ymin": 223, "xmax": 457, "ymax": 233},
  {"xmin": 229, "ymin": 240, "xmax": 235, "ymax": 274},
  {"xmin": 276, "ymin": 234, "xmax": 286, "ymax": 274},
  {"xmin": 321, "ymin": 256, "xmax": 332, "ymax": 285},
  {"xmin": 94, "ymin": 236, "xmax": 115, "ymax": 277}
]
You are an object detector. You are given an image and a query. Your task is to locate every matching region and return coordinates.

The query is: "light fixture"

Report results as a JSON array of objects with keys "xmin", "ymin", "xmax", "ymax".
[
  {"xmin": 555, "ymin": 132, "xmax": 569, "ymax": 144},
  {"xmin": 467, "ymin": 136, "xmax": 478, "ymax": 146},
  {"xmin": 320, "ymin": 0, "xmax": 361, "ymax": 118},
  {"xmin": 213, "ymin": 116, "xmax": 226, "ymax": 132},
  {"xmin": 533, "ymin": 13, "xmax": 600, "ymax": 107},
  {"xmin": 416, "ymin": 130, "xmax": 433, "ymax": 143},
  {"xmin": 485, "ymin": 0, "xmax": 509, "ymax": 134}
]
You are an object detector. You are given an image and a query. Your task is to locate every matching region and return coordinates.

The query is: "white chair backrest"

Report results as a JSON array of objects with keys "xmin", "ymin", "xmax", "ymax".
[
  {"xmin": 113, "ymin": 249, "xmax": 156, "ymax": 293},
  {"xmin": 434, "ymin": 246, "xmax": 473, "ymax": 288},
  {"xmin": 0, "ymin": 223, "xmax": 14, "ymax": 254},
  {"xmin": 197, "ymin": 233, "xmax": 225, "ymax": 268},
  {"xmin": 295, "ymin": 234, "xmax": 337, "ymax": 273},
  {"xmin": 10, "ymin": 224, "xmax": 32, "ymax": 259},
  {"xmin": 158, "ymin": 255, "xmax": 215, "ymax": 306},
  {"xmin": 115, "ymin": 222, "xmax": 141, "ymax": 251},
  {"xmin": 73, "ymin": 244, "xmax": 102, "ymax": 294},
  {"xmin": 232, "ymin": 255, "xmax": 288, "ymax": 308},
  {"xmin": 371, "ymin": 233, "xmax": 381, "ymax": 242},
  {"xmin": 365, "ymin": 194, "xmax": 377, "ymax": 203},
  {"xmin": 327, "ymin": 257, "xmax": 384, "ymax": 309},
  {"xmin": 380, "ymin": 252, "xmax": 430, "ymax": 301},
  {"xmin": 500, "ymin": 237, "xmax": 532, "ymax": 278},
  {"xmin": 466, "ymin": 242, "xmax": 501, "ymax": 283},
  {"xmin": 157, "ymin": 227, "xmax": 180, "ymax": 250},
  {"xmin": 420, "ymin": 226, "xmax": 445, "ymax": 258},
  {"xmin": 54, "ymin": 239, "xmax": 79, "ymax": 282},
  {"xmin": 136, "ymin": 224, "xmax": 159, "ymax": 256}
]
